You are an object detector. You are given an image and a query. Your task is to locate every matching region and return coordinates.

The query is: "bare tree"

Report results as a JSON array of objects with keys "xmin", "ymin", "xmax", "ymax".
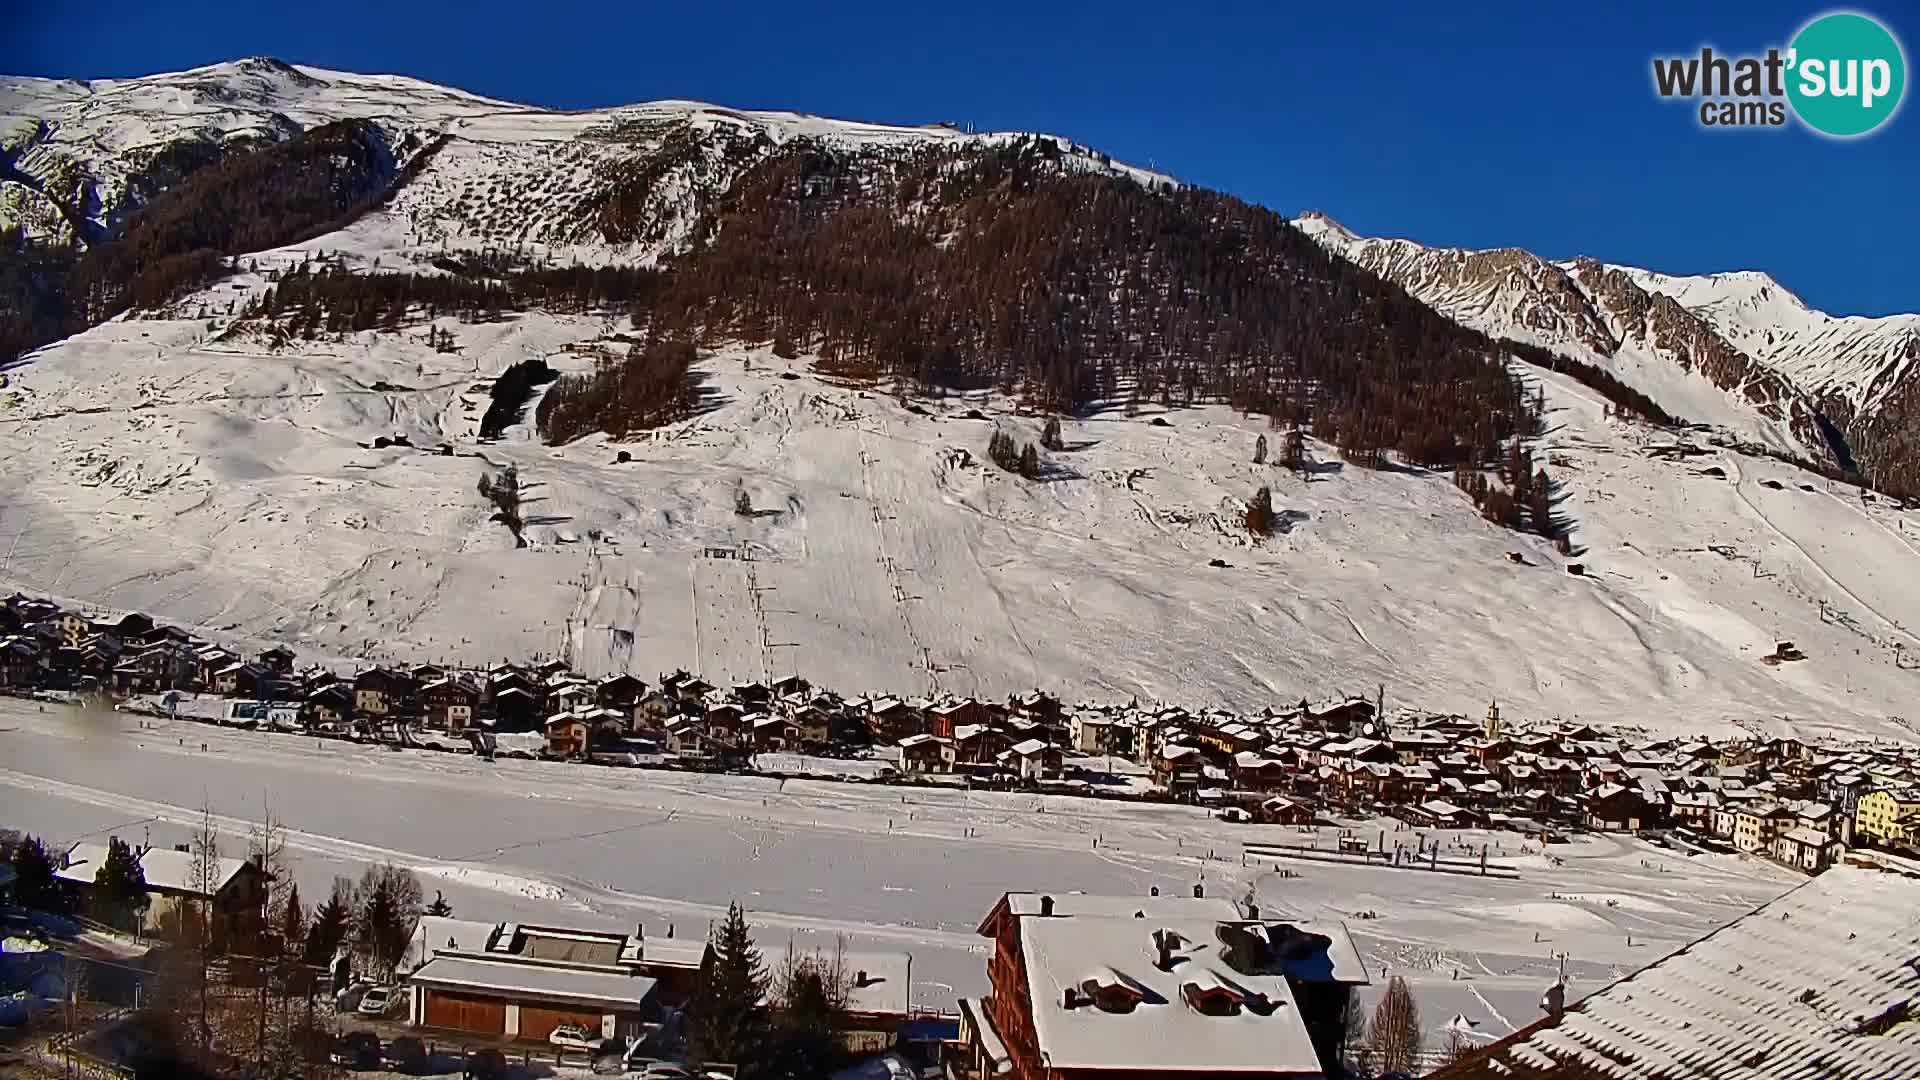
[
  {"xmin": 1368, "ymin": 975, "xmax": 1423, "ymax": 1075},
  {"xmin": 187, "ymin": 804, "xmax": 223, "ymax": 1062},
  {"xmin": 1340, "ymin": 991, "xmax": 1371, "ymax": 1075}
]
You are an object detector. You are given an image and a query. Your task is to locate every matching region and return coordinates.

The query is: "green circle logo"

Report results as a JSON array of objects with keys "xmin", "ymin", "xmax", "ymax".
[{"xmin": 1787, "ymin": 12, "xmax": 1906, "ymax": 137}]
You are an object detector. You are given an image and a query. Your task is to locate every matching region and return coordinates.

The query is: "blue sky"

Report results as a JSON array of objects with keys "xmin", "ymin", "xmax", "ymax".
[{"xmin": 5, "ymin": 1, "xmax": 1915, "ymax": 315}]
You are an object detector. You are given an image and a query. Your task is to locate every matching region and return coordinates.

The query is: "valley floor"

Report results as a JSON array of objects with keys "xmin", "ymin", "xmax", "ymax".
[{"xmin": 0, "ymin": 698, "xmax": 1801, "ymax": 1048}]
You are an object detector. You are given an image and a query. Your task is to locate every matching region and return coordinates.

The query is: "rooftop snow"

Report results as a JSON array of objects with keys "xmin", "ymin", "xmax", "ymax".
[
  {"xmin": 1019, "ymin": 914, "xmax": 1323, "ymax": 1073},
  {"xmin": 409, "ymin": 954, "xmax": 658, "ymax": 1010},
  {"xmin": 55, "ymin": 841, "xmax": 251, "ymax": 897},
  {"xmin": 1434, "ymin": 866, "xmax": 1920, "ymax": 1079}
]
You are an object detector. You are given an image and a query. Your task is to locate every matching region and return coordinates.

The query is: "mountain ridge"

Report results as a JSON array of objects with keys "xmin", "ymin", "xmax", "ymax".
[{"xmin": 1294, "ymin": 210, "xmax": 1920, "ymax": 498}]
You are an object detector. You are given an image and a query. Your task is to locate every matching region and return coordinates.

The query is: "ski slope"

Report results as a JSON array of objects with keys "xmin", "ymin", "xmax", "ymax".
[{"xmin": 2, "ymin": 248, "xmax": 1918, "ymax": 738}]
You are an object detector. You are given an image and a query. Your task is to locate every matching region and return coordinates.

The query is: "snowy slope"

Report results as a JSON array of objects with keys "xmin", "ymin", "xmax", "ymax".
[
  {"xmin": 2, "ymin": 243, "xmax": 1918, "ymax": 740},
  {"xmin": 1622, "ymin": 266, "xmax": 1920, "ymax": 419}
]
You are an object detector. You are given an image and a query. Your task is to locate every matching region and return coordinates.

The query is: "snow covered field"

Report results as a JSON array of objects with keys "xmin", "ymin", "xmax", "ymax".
[{"xmin": 0, "ymin": 699, "xmax": 1800, "ymax": 1045}]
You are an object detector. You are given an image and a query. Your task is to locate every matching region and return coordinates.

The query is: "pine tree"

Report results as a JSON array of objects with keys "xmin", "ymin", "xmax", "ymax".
[
  {"xmin": 1246, "ymin": 485, "xmax": 1274, "ymax": 537},
  {"xmin": 1253, "ymin": 433, "xmax": 1267, "ymax": 465},
  {"xmin": 1018, "ymin": 442, "xmax": 1042, "ymax": 480},
  {"xmin": 91, "ymin": 836, "xmax": 149, "ymax": 932},
  {"xmin": 1368, "ymin": 975, "xmax": 1423, "ymax": 1075},
  {"xmin": 305, "ymin": 878, "xmax": 352, "ymax": 966},
  {"xmin": 688, "ymin": 903, "xmax": 770, "ymax": 1070},
  {"xmin": 280, "ymin": 881, "xmax": 306, "ymax": 956},
  {"xmin": 8, "ymin": 835, "xmax": 68, "ymax": 914}
]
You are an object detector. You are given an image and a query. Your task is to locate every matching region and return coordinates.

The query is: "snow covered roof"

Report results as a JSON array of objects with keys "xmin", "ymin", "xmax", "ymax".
[
  {"xmin": 1432, "ymin": 867, "xmax": 1920, "ymax": 1080},
  {"xmin": 56, "ymin": 842, "xmax": 252, "ymax": 897},
  {"xmin": 410, "ymin": 916, "xmax": 499, "ymax": 965},
  {"xmin": 409, "ymin": 955, "xmax": 658, "ymax": 1011},
  {"xmin": 1018, "ymin": 915, "xmax": 1322, "ymax": 1073},
  {"xmin": 841, "ymin": 950, "xmax": 912, "ymax": 1016},
  {"xmin": 980, "ymin": 891, "xmax": 1241, "ymax": 934}
]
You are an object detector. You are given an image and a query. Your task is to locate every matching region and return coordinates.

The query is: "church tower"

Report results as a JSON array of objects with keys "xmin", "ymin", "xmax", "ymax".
[{"xmin": 1485, "ymin": 700, "xmax": 1503, "ymax": 741}]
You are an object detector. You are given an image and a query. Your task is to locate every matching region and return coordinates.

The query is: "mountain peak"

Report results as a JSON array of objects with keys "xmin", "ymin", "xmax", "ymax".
[{"xmin": 1293, "ymin": 211, "xmax": 1358, "ymax": 245}]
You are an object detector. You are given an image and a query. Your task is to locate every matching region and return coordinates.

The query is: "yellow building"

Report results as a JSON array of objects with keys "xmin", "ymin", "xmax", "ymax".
[{"xmin": 1855, "ymin": 790, "xmax": 1920, "ymax": 844}]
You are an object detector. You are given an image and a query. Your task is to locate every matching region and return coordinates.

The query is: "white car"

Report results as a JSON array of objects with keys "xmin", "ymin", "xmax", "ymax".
[
  {"xmin": 547, "ymin": 1022, "xmax": 599, "ymax": 1051},
  {"xmin": 356, "ymin": 985, "xmax": 398, "ymax": 1016}
]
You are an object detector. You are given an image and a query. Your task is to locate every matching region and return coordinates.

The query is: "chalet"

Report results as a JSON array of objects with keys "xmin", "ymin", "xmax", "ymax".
[
  {"xmin": 1260, "ymin": 797, "xmax": 1314, "ymax": 825},
  {"xmin": 550, "ymin": 681, "xmax": 595, "ymax": 715},
  {"xmin": 113, "ymin": 641, "xmax": 197, "ymax": 694},
  {"xmin": 1303, "ymin": 696, "xmax": 1375, "ymax": 733},
  {"xmin": 545, "ymin": 713, "xmax": 591, "ymax": 758},
  {"xmin": 898, "ymin": 734, "xmax": 956, "ymax": 775},
  {"xmin": 214, "ymin": 661, "xmax": 279, "ymax": 699},
  {"xmin": 489, "ymin": 685, "xmax": 541, "ymax": 732},
  {"xmin": 732, "ymin": 680, "xmax": 772, "ymax": 709},
  {"xmin": 1007, "ymin": 739, "xmax": 1062, "ymax": 783},
  {"xmin": 769, "ymin": 673, "xmax": 810, "ymax": 699},
  {"xmin": 1231, "ymin": 753, "xmax": 1292, "ymax": 793},
  {"xmin": 790, "ymin": 706, "xmax": 831, "ymax": 749},
  {"xmin": 751, "ymin": 713, "xmax": 800, "ymax": 751},
  {"xmin": 58, "ymin": 840, "xmax": 266, "ymax": 952},
  {"xmin": 955, "ymin": 724, "xmax": 1012, "ymax": 767},
  {"xmin": 0, "ymin": 637, "xmax": 45, "ymax": 687},
  {"xmin": 258, "ymin": 645, "xmax": 297, "ymax": 673},
  {"xmin": 596, "ymin": 674, "xmax": 647, "ymax": 714},
  {"xmin": 1585, "ymin": 783, "xmax": 1652, "ymax": 832},
  {"xmin": 959, "ymin": 891, "xmax": 1368, "ymax": 1080},
  {"xmin": 421, "ymin": 677, "xmax": 481, "ymax": 732},
  {"xmin": 1154, "ymin": 745, "xmax": 1206, "ymax": 794},
  {"xmin": 193, "ymin": 645, "xmax": 238, "ymax": 689},
  {"xmin": 930, "ymin": 699, "xmax": 984, "ymax": 739},
  {"xmin": 867, "ymin": 697, "xmax": 918, "ymax": 742},
  {"xmin": 302, "ymin": 683, "xmax": 353, "ymax": 729},
  {"xmin": 353, "ymin": 667, "xmax": 417, "ymax": 718}
]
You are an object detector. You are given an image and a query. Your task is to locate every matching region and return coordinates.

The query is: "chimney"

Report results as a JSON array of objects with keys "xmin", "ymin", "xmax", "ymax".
[
  {"xmin": 1247, "ymin": 902, "xmax": 1260, "ymax": 920},
  {"xmin": 1193, "ymin": 882, "xmax": 1205, "ymax": 899},
  {"xmin": 855, "ymin": 970, "xmax": 869, "ymax": 987},
  {"xmin": 636, "ymin": 923, "xmax": 645, "ymax": 941},
  {"xmin": 1062, "ymin": 987, "xmax": 1082, "ymax": 1010},
  {"xmin": 1040, "ymin": 894, "xmax": 1056, "ymax": 917},
  {"xmin": 1150, "ymin": 886, "xmax": 1160, "ymax": 897},
  {"xmin": 174, "ymin": 843, "xmax": 190, "ymax": 853},
  {"xmin": 667, "ymin": 922, "xmax": 675, "ymax": 938},
  {"xmin": 1154, "ymin": 930, "xmax": 1176, "ymax": 971}
]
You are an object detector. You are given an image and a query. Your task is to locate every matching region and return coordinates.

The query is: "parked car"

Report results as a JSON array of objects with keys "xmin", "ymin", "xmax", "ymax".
[
  {"xmin": 548, "ymin": 1021, "xmax": 599, "ymax": 1050},
  {"xmin": 357, "ymin": 985, "xmax": 398, "ymax": 1016},
  {"xmin": 329, "ymin": 1030, "xmax": 381, "ymax": 1070},
  {"xmin": 385, "ymin": 1035, "xmax": 428, "ymax": 1074},
  {"xmin": 333, "ymin": 980, "xmax": 372, "ymax": 1013},
  {"xmin": 464, "ymin": 1047, "xmax": 509, "ymax": 1080}
]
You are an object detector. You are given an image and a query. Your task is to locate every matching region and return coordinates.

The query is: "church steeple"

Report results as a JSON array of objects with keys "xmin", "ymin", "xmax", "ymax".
[{"xmin": 1486, "ymin": 700, "xmax": 1503, "ymax": 741}]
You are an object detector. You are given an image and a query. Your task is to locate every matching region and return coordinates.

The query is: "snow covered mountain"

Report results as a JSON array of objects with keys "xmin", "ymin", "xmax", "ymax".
[
  {"xmin": 0, "ymin": 57, "xmax": 1166, "ymax": 254},
  {"xmin": 1295, "ymin": 212, "xmax": 1920, "ymax": 499},
  {"xmin": 2, "ymin": 60, "xmax": 1918, "ymax": 741}
]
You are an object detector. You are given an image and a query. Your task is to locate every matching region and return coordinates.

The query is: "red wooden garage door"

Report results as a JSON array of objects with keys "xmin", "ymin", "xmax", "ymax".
[
  {"xmin": 423, "ymin": 990, "xmax": 506, "ymax": 1036},
  {"xmin": 518, "ymin": 1004, "xmax": 604, "ymax": 1042}
]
